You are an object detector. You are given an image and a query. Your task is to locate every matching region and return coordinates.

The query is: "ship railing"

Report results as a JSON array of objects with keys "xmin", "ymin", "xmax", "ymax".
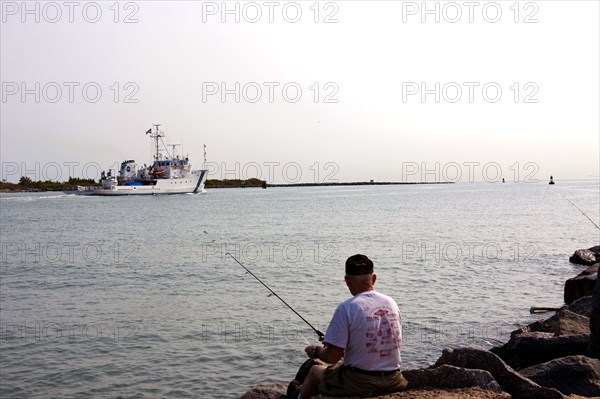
[{"xmin": 77, "ymin": 185, "xmax": 102, "ymax": 191}]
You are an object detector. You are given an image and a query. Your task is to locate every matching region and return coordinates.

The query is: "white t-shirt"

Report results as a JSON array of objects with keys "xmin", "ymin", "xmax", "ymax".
[{"xmin": 324, "ymin": 290, "xmax": 402, "ymax": 371}]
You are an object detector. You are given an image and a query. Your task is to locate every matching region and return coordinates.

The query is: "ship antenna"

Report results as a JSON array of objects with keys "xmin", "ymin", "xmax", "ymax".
[
  {"xmin": 204, "ymin": 144, "xmax": 207, "ymax": 169},
  {"xmin": 169, "ymin": 144, "xmax": 181, "ymax": 158}
]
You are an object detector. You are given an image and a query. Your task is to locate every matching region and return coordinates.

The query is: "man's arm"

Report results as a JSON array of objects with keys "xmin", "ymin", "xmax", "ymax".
[{"xmin": 305, "ymin": 344, "xmax": 344, "ymax": 364}]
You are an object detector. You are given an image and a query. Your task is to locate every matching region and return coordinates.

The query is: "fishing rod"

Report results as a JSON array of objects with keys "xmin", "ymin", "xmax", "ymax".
[
  {"xmin": 550, "ymin": 188, "xmax": 600, "ymax": 230},
  {"xmin": 226, "ymin": 252, "xmax": 325, "ymax": 339}
]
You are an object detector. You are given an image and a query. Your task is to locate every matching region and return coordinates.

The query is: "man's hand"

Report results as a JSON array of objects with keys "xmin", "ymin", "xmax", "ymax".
[
  {"xmin": 304, "ymin": 345, "xmax": 319, "ymax": 359},
  {"xmin": 304, "ymin": 344, "xmax": 344, "ymax": 364}
]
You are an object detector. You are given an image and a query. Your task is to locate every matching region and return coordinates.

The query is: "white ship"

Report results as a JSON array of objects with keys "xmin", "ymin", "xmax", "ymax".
[{"xmin": 69, "ymin": 124, "xmax": 207, "ymax": 196}]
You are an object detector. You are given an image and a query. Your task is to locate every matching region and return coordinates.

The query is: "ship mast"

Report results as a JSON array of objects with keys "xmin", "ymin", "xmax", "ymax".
[{"xmin": 152, "ymin": 124, "xmax": 162, "ymax": 161}]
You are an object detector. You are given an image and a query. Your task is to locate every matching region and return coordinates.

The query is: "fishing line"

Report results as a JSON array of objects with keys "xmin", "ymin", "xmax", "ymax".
[
  {"xmin": 550, "ymin": 188, "xmax": 600, "ymax": 230},
  {"xmin": 295, "ymin": 326, "xmax": 312, "ymax": 346},
  {"xmin": 226, "ymin": 252, "xmax": 325, "ymax": 339},
  {"xmin": 300, "ymin": 334, "xmax": 311, "ymax": 345}
]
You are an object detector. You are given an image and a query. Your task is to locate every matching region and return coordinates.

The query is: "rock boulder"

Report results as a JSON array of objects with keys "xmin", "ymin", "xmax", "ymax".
[
  {"xmin": 564, "ymin": 264, "xmax": 598, "ymax": 304},
  {"xmin": 491, "ymin": 331, "xmax": 589, "ymax": 370},
  {"xmin": 403, "ymin": 364, "xmax": 501, "ymax": 392},
  {"xmin": 520, "ymin": 355, "xmax": 600, "ymax": 396},
  {"xmin": 588, "ymin": 279, "xmax": 600, "ymax": 358},
  {"xmin": 566, "ymin": 295, "xmax": 593, "ymax": 318},
  {"xmin": 241, "ymin": 384, "xmax": 514, "ymax": 399},
  {"xmin": 240, "ymin": 384, "xmax": 286, "ymax": 399},
  {"xmin": 434, "ymin": 347, "xmax": 563, "ymax": 399},
  {"xmin": 570, "ymin": 246, "xmax": 600, "ymax": 266},
  {"xmin": 520, "ymin": 309, "xmax": 589, "ymax": 336}
]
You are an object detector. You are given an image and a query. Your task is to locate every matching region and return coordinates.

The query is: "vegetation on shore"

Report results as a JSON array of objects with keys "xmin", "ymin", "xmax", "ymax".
[
  {"xmin": 0, "ymin": 177, "xmax": 99, "ymax": 192},
  {"xmin": 204, "ymin": 178, "xmax": 265, "ymax": 188}
]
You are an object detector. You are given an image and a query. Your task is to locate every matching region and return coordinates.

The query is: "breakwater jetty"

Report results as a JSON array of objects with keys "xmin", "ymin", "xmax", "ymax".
[{"xmin": 267, "ymin": 181, "xmax": 453, "ymax": 188}]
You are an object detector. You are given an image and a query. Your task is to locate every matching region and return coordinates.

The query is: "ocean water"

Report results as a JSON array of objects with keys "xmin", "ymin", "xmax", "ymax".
[{"xmin": 1, "ymin": 181, "xmax": 599, "ymax": 398}]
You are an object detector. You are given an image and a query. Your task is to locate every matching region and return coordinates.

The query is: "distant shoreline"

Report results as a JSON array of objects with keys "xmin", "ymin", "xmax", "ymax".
[
  {"xmin": 0, "ymin": 179, "xmax": 453, "ymax": 193},
  {"xmin": 208, "ymin": 180, "xmax": 454, "ymax": 188},
  {"xmin": 266, "ymin": 181, "xmax": 453, "ymax": 187}
]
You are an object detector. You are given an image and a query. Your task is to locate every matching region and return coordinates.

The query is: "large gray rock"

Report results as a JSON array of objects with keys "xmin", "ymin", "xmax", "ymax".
[
  {"xmin": 555, "ymin": 310, "xmax": 590, "ymax": 335},
  {"xmin": 577, "ymin": 263, "xmax": 599, "ymax": 276},
  {"xmin": 492, "ymin": 296, "xmax": 592, "ymax": 368},
  {"xmin": 566, "ymin": 295, "xmax": 593, "ymax": 317},
  {"xmin": 434, "ymin": 347, "xmax": 563, "ymax": 399},
  {"xmin": 240, "ymin": 383, "xmax": 514, "ymax": 399},
  {"xmin": 570, "ymin": 246, "xmax": 600, "ymax": 266},
  {"xmin": 565, "ymin": 264, "xmax": 598, "ymax": 304},
  {"xmin": 240, "ymin": 384, "xmax": 286, "ymax": 399},
  {"xmin": 403, "ymin": 364, "xmax": 501, "ymax": 392},
  {"xmin": 589, "ymin": 279, "xmax": 600, "ymax": 358},
  {"xmin": 520, "ymin": 355, "xmax": 600, "ymax": 396},
  {"xmin": 491, "ymin": 331, "xmax": 589, "ymax": 370},
  {"xmin": 520, "ymin": 309, "xmax": 589, "ymax": 336}
]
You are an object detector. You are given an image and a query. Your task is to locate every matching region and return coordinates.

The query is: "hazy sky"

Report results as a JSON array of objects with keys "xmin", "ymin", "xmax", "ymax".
[{"xmin": 1, "ymin": 1, "xmax": 599, "ymax": 184}]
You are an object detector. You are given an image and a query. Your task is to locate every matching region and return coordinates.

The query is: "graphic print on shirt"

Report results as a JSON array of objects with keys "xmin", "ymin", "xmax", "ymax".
[{"xmin": 364, "ymin": 307, "xmax": 400, "ymax": 357}]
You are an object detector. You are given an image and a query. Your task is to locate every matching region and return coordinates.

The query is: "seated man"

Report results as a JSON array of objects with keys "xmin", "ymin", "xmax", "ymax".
[{"xmin": 299, "ymin": 254, "xmax": 408, "ymax": 398}]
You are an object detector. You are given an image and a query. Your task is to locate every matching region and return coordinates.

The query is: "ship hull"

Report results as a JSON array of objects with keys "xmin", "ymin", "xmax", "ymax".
[{"xmin": 69, "ymin": 170, "xmax": 207, "ymax": 196}]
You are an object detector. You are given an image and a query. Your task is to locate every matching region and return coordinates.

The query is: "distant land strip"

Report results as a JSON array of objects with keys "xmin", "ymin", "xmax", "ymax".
[
  {"xmin": 0, "ymin": 177, "xmax": 453, "ymax": 192},
  {"xmin": 206, "ymin": 179, "xmax": 453, "ymax": 188},
  {"xmin": 267, "ymin": 181, "xmax": 453, "ymax": 187}
]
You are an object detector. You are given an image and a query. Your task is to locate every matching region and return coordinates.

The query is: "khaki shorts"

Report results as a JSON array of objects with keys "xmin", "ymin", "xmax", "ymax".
[{"xmin": 319, "ymin": 363, "xmax": 409, "ymax": 397}]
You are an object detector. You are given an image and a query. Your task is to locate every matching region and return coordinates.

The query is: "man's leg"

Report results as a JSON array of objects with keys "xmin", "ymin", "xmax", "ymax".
[{"xmin": 299, "ymin": 365, "xmax": 326, "ymax": 399}]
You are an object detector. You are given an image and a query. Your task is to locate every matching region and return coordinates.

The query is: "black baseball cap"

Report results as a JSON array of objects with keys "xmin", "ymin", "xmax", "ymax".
[{"xmin": 345, "ymin": 254, "xmax": 374, "ymax": 275}]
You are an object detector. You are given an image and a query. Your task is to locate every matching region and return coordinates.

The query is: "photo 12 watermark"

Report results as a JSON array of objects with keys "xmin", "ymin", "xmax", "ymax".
[
  {"xmin": 200, "ymin": 321, "xmax": 325, "ymax": 343},
  {"xmin": 1, "ymin": 161, "xmax": 129, "ymax": 183},
  {"xmin": 400, "ymin": 241, "xmax": 540, "ymax": 264},
  {"xmin": 400, "ymin": 162, "xmax": 540, "ymax": 183},
  {"xmin": 401, "ymin": 82, "xmax": 539, "ymax": 104},
  {"xmin": 201, "ymin": 241, "xmax": 340, "ymax": 264},
  {"xmin": 201, "ymin": 1, "xmax": 339, "ymax": 24},
  {"xmin": 1, "ymin": 320, "xmax": 141, "ymax": 343},
  {"xmin": 401, "ymin": 1, "xmax": 539, "ymax": 24},
  {"xmin": 199, "ymin": 319, "xmax": 508, "ymax": 345},
  {"xmin": 403, "ymin": 321, "xmax": 508, "ymax": 345},
  {"xmin": 1, "ymin": 241, "xmax": 140, "ymax": 265},
  {"xmin": 1, "ymin": 161, "xmax": 341, "ymax": 184},
  {"xmin": 1, "ymin": 82, "xmax": 140, "ymax": 104},
  {"xmin": 202, "ymin": 82, "xmax": 339, "ymax": 104},
  {"xmin": 1, "ymin": 1, "xmax": 140, "ymax": 24}
]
